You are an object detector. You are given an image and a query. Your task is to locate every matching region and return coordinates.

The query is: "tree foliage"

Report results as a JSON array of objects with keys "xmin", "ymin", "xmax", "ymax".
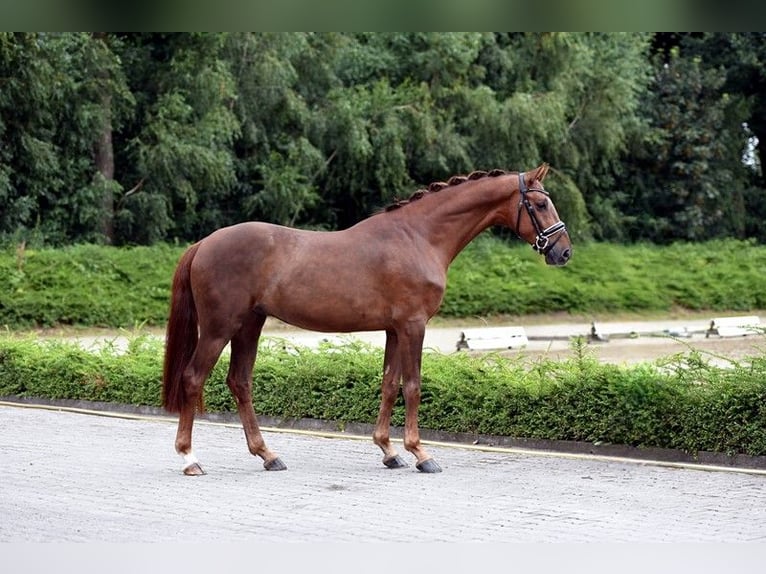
[
  {"xmin": 620, "ymin": 48, "xmax": 735, "ymax": 242},
  {"xmin": 0, "ymin": 32, "xmax": 764, "ymax": 247}
]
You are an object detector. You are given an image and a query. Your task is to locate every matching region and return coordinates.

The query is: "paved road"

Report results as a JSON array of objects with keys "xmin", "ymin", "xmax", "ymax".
[{"xmin": 2, "ymin": 402, "xmax": 766, "ymax": 543}]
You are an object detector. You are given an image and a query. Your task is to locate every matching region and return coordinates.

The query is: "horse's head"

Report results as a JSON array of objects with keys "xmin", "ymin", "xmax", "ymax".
[{"xmin": 513, "ymin": 163, "xmax": 571, "ymax": 266}]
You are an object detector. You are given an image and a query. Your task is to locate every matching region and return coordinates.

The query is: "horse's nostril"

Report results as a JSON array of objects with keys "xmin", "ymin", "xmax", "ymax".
[{"xmin": 561, "ymin": 248, "xmax": 571, "ymax": 261}]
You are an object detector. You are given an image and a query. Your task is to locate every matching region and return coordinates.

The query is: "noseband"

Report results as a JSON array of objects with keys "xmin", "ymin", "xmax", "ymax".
[{"xmin": 516, "ymin": 172, "xmax": 567, "ymax": 254}]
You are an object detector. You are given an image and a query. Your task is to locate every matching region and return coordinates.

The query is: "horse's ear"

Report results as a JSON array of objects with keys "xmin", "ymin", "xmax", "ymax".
[
  {"xmin": 535, "ymin": 163, "xmax": 550, "ymax": 182},
  {"xmin": 523, "ymin": 163, "xmax": 550, "ymax": 187}
]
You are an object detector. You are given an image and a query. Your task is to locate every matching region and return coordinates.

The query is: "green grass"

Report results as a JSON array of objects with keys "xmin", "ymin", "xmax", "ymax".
[
  {"xmin": 0, "ymin": 243, "xmax": 181, "ymax": 328},
  {"xmin": 443, "ymin": 236, "xmax": 766, "ymax": 317},
  {"xmin": 2, "ymin": 236, "xmax": 766, "ymax": 329}
]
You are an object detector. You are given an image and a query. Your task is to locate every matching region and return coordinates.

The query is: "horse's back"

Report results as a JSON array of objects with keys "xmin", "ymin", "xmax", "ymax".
[
  {"xmin": 187, "ymin": 219, "xmax": 445, "ymax": 332},
  {"xmin": 193, "ymin": 221, "xmax": 308, "ymax": 267},
  {"xmin": 194, "ymin": 219, "xmax": 404, "ymax": 272}
]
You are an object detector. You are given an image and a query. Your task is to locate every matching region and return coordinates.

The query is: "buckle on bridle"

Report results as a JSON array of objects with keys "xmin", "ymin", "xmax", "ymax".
[{"xmin": 533, "ymin": 221, "xmax": 567, "ymax": 253}]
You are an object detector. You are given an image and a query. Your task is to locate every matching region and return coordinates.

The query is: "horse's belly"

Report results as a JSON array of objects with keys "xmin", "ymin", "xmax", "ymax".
[
  {"xmin": 263, "ymin": 274, "xmax": 445, "ymax": 333},
  {"xmin": 266, "ymin": 288, "xmax": 392, "ymax": 333}
]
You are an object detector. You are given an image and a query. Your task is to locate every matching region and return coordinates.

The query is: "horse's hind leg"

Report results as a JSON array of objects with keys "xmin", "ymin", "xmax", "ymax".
[
  {"xmin": 227, "ymin": 312, "xmax": 286, "ymax": 471},
  {"xmin": 175, "ymin": 335, "xmax": 229, "ymax": 476}
]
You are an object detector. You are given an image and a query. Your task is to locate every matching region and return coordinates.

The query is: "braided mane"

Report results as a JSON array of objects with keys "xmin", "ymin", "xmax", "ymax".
[{"xmin": 384, "ymin": 169, "xmax": 509, "ymax": 212}]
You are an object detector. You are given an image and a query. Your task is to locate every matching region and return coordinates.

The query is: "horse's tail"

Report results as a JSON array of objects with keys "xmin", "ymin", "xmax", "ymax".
[{"xmin": 162, "ymin": 242, "xmax": 202, "ymax": 413}]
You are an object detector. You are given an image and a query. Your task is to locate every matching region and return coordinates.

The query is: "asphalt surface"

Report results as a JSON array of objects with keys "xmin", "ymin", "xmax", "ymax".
[{"xmin": 3, "ymin": 401, "xmax": 766, "ymax": 543}]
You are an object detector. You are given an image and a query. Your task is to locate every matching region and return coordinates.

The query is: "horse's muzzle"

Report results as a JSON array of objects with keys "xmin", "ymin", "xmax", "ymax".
[{"xmin": 545, "ymin": 245, "xmax": 571, "ymax": 266}]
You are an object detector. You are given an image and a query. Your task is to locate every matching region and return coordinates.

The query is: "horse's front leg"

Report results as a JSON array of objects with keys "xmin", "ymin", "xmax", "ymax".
[
  {"xmin": 399, "ymin": 322, "xmax": 442, "ymax": 473},
  {"xmin": 372, "ymin": 331, "xmax": 408, "ymax": 469}
]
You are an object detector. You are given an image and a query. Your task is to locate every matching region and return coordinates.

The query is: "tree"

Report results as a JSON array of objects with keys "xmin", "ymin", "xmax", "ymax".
[
  {"xmin": 63, "ymin": 33, "xmax": 135, "ymax": 244},
  {"xmin": 0, "ymin": 33, "xmax": 135, "ymax": 245},
  {"xmin": 2, "ymin": 33, "xmax": 764, "ymax": 247},
  {"xmin": 472, "ymin": 33, "xmax": 653, "ymax": 241},
  {"xmin": 0, "ymin": 33, "xmax": 60, "ymax": 240},
  {"xmin": 112, "ymin": 33, "xmax": 239, "ymax": 243},
  {"xmin": 619, "ymin": 46, "xmax": 735, "ymax": 242},
  {"xmin": 224, "ymin": 33, "xmax": 327, "ymax": 228},
  {"xmin": 675, "ymin": 33, "xmax": 765, "ymax": 239}
]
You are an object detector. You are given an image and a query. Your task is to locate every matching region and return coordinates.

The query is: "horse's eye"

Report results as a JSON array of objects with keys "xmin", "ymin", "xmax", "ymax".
[{"xmin": 536, "ymin": 200, "xmax": 548, "ymax": 210}]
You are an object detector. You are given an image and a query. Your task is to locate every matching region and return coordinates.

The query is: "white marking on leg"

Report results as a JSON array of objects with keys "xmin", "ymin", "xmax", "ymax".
[{"xmin": 181, "ymin": 450, "xmax": 199, "ymax": 471}]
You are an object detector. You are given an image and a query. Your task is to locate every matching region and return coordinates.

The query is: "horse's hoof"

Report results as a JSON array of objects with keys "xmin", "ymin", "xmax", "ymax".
[
  {"xmin": 416, "ymin": 458, "xmax": 443, "ymax": 473},
  {"xmin": 264, "ymin": 457, "xmax": 287, "ymax": 471},
  {"xmin": 183, "ymin": 462, "xmax": 206, "ymax": 476},
  {"xmin": 383, "ymin": 455, "xmax": 408, "ymax": 469}
]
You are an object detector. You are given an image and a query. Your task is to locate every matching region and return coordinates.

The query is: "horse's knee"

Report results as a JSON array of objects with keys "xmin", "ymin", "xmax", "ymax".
[
  {"xmin": 381, "ymin": 376, "xmax": 399, "ymax": 395},
  {"xmin": 401, "ymin": 380, "xmax": 421, "ymax": 401}
]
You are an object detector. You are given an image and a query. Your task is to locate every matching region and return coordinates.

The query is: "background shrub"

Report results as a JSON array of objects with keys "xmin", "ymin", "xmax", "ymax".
[{"xmin": 2, "ymin": 237, "xmax": 766, "ymax": 329}]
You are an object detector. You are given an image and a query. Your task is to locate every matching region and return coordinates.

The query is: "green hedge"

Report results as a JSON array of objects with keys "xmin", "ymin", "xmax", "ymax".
[
  {"xmin": 0, "ymin": 243, "xmax": 181, "ymax": 328},
  {"xmin": 2, "ymin": 237, "xmax": 766, "ymax": 329},
  {"xmin": 2, "ymin": 334, "xmax": 766, "ymax": 457},
  {"xmin": 443, "ymin": 237, "xmax": 766, "ymax": 316}
]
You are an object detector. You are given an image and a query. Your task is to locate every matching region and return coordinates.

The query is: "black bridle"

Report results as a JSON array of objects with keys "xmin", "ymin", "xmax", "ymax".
[{"xmin": 515, "ymin": 172, "xmax": 567, "ymax": 255}]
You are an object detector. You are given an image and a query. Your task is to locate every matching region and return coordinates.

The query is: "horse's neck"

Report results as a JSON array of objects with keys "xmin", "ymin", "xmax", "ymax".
[{"xmin": 410, "ymin": 178, "xmax": 513, "ymax": 264}]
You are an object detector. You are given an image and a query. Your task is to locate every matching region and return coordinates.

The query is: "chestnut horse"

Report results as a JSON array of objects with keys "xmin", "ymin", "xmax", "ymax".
[{"xmin": 162, "ymin": 163, "xmax": 571, "ymax": 475}]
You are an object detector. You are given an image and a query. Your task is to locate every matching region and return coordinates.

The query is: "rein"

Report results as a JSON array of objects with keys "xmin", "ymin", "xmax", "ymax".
[{"xmin": 516, "ymin": 172, "xmax": 567, "ymax": 255}]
